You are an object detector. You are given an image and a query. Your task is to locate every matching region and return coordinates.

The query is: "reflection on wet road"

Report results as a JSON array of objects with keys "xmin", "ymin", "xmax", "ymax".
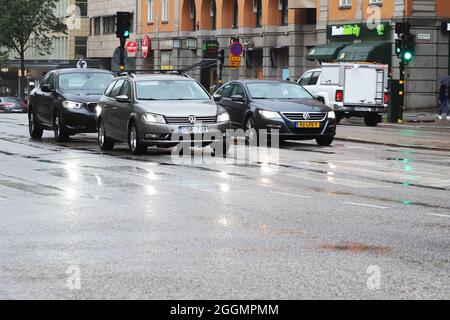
[{"xmin": 0, "ymin": 114, "xmax": 449, "ymax": 299}]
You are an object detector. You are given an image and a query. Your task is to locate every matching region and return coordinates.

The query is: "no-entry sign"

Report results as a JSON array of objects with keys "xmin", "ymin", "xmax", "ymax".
[
  {"xmin": 142, "ymin": 36, "xmax": 151, "ymax": 58},
  {"xmin": 126, "ymin": 41, "xmax": 138, "ymax": 54}
]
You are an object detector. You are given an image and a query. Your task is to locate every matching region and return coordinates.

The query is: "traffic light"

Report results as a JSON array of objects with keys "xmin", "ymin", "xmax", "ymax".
[
  {"xmin": 395, "ymin": 39, "xmax": 402, "ymax": 58},
  {"xmin": 217, "ymin": 49, "xmax": 225, "ymax": 66},
  {"xmin": 402, "ymin": 33, "xmax": 415, "ymax": 64},
  {"xmin": 116, "ymin": 12, "xmax": 132, "ymax": 39},
  {"xmin": 395, "ymin": 22, "xmax": 410, "ymax": 36}
]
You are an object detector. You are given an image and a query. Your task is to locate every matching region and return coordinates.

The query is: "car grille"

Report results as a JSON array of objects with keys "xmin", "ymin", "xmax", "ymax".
[
  {"xmin": 165, "ymin": 116, "xmax": 216, "ymax": 124},
  {"xmin": 282, "ymin": 112, "xmax": 327, "ymax": 121},
  {"xmin": 86, "ymin": 102, "xmax": 98, "ymax": 113}
]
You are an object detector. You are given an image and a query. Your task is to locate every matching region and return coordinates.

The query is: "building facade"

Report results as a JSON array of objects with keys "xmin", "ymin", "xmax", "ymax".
[
  {"xmin": 310, "ymin": 0, "xmax": 450, "ymax": 111},
  {"xmin": 1, "ymin": 0, "xmax": 91, "ymax": 95},
  {"xmin": 87, "ymin": 0, "xmax": 140, "ymax": 71},
  {"xmin": 137, "ymin": 0, "xmax": 318, "ymax": 91}
]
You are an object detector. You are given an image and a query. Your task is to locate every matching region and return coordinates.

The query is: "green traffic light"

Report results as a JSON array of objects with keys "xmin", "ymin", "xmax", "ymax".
[
  {"xmin": 403, "ymin": 52, "xmax": 413, "ymax": 61},
  {"xmin": 123, "ymin": 30, "xmax": 130, "ymax": 37}
]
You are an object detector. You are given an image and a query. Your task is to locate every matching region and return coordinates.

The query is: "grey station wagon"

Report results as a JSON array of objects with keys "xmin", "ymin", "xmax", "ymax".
[{"xmin": 97, "ymin": 73, "xmax": 231, "ymax": 155}]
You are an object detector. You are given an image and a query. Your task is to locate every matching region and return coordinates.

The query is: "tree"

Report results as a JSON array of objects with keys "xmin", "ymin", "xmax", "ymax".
[{"xmin": 0, "ymin": 0, "xmax": 67, "ymax": 98}]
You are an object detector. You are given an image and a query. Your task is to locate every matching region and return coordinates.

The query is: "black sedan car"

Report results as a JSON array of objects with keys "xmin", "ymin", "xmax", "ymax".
[
  {"xmin": 28, "ymin": 68, "xmax": 115, "ymax": 141},
  {"xmin": 214, "ymin": 80, "xmax": 337, "ymax": 146},
  {"xmin": 0, "ymin": 97, "xmax": 27, "ymax": 113}
]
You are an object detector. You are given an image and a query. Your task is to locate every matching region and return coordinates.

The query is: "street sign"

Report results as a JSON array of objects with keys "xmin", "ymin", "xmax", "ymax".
[
  {"xmin": 113, "ymin": 46, "xmax": 127, "ymax": 65},
  {"xmin": 230, "ymin": 42, "xmax": 244, "ymax": 57},
  {"xmin": 142, "ymin": 36, "xmax": 151, "ymax": 58},
  {"xmin": 126, "ymin": 41, "xmax": 138, "ymax": 54},
  {"xmin": 203, "ymin": 40, "xmax": 219, "ymax": 59},
  {"xmin": 76, "ymin": 60, "xmax": 87, "ymax": 69},
  {"xmin": 229, "ymin": 55, "xmax": 241, "ymax": 68}
]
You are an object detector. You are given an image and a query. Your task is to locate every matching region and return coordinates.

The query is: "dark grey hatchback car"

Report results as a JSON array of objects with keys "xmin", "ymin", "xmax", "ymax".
[{"xmin": 97, "ymin": 73, "xmax": 231, "ymax": 155}]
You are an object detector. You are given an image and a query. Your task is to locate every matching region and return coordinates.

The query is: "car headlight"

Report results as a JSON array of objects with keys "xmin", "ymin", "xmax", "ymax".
[
  {"xmin": 217, "ymin": 112, "xmax": 230, "ymax": 123},
  {"xmin": 143, "ymin": 113, "xmax": 166, "ymax": 123},
  {"xmin": 62, "ymin": 101, "xmax": 83, "ymax": 109},
  {"xmin": 328, "ymin": 111, "xmax": 336, "ymax": 119},
  {"xmin": 259, "ymin": 110, "xmax": 281, "ymax": 119}
]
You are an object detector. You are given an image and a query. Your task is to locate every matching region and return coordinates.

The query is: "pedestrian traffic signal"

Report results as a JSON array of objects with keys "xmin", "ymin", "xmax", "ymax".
[
  {"xmin": 117, "ymin": 12, "xmax": 132, "ymax": 39},
  {"xmin": 395, "ymin": 39, "xmax": 402, "ymax": 58},
  {"xmin": 217, "ymin": 49, "xmax": 225, "ymax": 66}
]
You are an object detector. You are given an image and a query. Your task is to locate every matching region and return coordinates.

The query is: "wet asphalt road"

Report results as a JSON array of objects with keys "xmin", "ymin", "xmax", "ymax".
[{"xmin": 0, "ymin": 114, "xmax": 449, "ymax": 300}]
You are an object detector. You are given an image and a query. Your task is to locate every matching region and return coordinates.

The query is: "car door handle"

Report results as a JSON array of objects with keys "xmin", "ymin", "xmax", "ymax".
[{"xmin": 112, "ymin": 107, "xmax": 119, "ymax": 110}]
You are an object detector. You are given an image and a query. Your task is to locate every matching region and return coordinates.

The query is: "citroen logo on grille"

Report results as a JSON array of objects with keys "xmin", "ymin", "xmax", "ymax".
[
  {"xmin": 303, "ymin": 113, "xmax": 311, "ymax": 120},
  {"xmin": 188, "ymin": 115, "xmax": 197, "ymax": 124}
]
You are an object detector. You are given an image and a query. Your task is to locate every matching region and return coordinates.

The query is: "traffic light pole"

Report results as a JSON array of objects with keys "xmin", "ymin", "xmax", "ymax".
[
  {"xmin": 398, "ymin": 61, "xmax": 405, "ymax": 122},
  {"xmin": 119, "ymin": 37, "xmax": 126, "ymax": 71}
]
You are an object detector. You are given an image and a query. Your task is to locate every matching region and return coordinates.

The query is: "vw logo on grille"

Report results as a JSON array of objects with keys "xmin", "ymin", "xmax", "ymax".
[
  {"xmin": 302, "ymin": 113, "xmax": 311, "ymax": 120},
  {"xmin": 188, "ymin": 115, "xmax": 196, "ymax": 124}
]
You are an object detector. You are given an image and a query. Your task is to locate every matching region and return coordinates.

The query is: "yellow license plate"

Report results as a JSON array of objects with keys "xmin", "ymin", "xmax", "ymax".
[{"xmin": 296, "ymin": 122, "xmax": 320, "ymax": 128}]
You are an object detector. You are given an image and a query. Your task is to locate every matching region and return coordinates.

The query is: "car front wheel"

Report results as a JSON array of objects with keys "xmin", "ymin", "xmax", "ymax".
[
  {"xmin": 28, "ymin": 108, "xmax": 43, "ymax": 139},
  {"xmin": 98, "ymin": 119, "xmax": 115, "ymax": 150},
  {"xmin": 316, "ymin": 136, "xmax": 334, "ymax": 146},
  {"xmin": 53, "ymin": 110, "xmax": 70, "ymax": 142},
  {"xmin": 128, "ymin": 122, "xmax": 146, "ymax": 155}
]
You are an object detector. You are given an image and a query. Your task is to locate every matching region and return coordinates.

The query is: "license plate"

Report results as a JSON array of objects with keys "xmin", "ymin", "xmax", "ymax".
[
  {"xmin": 178, "ymin": 126, "xmax": 208, "ymax": 134},
  {"xmin": 355, "ymin": 107, "xmax": 371, "ymax": 112},
  {"xmin": 296, "ymin": 122, "xmax": 320, "ymax": 128}
]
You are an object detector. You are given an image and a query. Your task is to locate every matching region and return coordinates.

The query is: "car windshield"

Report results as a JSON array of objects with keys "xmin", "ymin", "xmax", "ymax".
[
  {"xmin": 1, "ymin": 97, "xmax": 22, "ymax": 103},
  {"xmin": 59, "ymin": 72, "xmax": 115, "ymax": 93},
  {"xmin": 136, "ymin": 80, "xmax": 210, "ymax": 100},
  {"xmin": 247, "ymin": 82, "xmax": 313, "ymax": 99}
]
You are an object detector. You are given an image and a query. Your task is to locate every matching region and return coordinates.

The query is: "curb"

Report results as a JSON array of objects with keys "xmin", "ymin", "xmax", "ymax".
[
  {"xmin": 379, "ymin": 123, "xmax": 450, "ymax": 130},
  {"xmin": 334, "ymin": 136, "xmax": 450, "ymax": 152}
]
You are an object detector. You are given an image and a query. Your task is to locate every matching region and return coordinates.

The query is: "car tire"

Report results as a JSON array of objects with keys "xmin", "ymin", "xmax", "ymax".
[
  {"xmin": 245, "ymin": 114, "xmax": 259, "ymax": 146},
  {"xmin": 212, "ymin": 137, "xmax": 231, "ymax": 157},
  {"xmin": 98, "ymin": 119, "xmax": 115, "ymax": 150},
  {"xmin": 128, "ymin": 122, "xmax": 146, "ymax": 155},
  {"xmin": 316, "ymin": 136, "xmax": 334, "ymax": 146},
  {"xmin": 28, "ymin": 108, "xmax": 43, "ymax": 139},
  {"xmin": 364, "ymin": 114, "xmax": 380, "ymax": 127},
  {"xmin": 53, "ymin": 110, "xmax": 70, "ymax": 142}
]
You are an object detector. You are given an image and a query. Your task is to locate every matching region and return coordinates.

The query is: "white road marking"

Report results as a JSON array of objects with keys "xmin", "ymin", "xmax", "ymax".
[
  {"xmin": 269, "ymin": 191, "xmax": 312, "ymax": 198},
  {"xmin": 343, "ymin": 202, "xmax": 389, "ymax": 209},
  {"xmin": 426, "ymin": 213, "xmax": 450, "ymax": 218}
]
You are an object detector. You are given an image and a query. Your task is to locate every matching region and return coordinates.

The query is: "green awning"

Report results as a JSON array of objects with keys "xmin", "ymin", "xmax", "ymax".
[
  {"xmin": 337, "ymin": 41, "xmax": 391, "ymax": 64},
  {"xmin": 306, "ymin": 42, "xmax": 349, "ymax": 61}
]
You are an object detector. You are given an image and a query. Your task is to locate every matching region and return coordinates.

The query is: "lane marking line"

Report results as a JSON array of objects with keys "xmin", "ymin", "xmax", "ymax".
[
  {"xmin": 269, "ymin": 191, "xmax": 312, "ymax": 199},
  {"xmin": 426, "ymin": 213, "xmax": 450, "ymax": 218},
  {"xmin": 343, "ymin": 202, "xmax": 389, "ymax": 209}
]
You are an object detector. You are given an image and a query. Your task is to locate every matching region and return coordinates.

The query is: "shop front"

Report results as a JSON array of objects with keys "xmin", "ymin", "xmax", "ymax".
[{"xmin": 307, "ymin": 22, "xmax": 392, "ymax": 66}]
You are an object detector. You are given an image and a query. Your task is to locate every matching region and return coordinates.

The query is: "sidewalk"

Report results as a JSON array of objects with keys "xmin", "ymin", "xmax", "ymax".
[{"xmin": 381, "ymin": 111, "xmax": 450, "ymax": 129}]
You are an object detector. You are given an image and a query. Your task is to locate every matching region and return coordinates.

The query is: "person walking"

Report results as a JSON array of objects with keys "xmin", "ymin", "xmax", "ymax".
[{"xmin": 438, "ymin": 82, "xmax": 450, "ymax": 120}]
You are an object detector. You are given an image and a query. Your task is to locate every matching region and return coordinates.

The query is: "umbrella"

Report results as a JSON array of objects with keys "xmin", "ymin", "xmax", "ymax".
[{"xmin": 437, "ymin": 75, "xmax": 450, "ymax": 85}]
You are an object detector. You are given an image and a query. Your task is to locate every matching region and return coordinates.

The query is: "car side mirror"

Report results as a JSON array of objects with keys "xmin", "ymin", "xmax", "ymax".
[
  {"xmin": 41, "ymin": 84, "xmax": 52, "ymax": 92},
  {"xmin": 116, "ymin": 95, "xmax": 131, "ymax": 103},
  {"xmin": 212, "ymin": 94, "xmax": 223, "ymax": 102},
  {"xmin": 231, "ymin": 95, "xmax": 245, "ymax": 102}
]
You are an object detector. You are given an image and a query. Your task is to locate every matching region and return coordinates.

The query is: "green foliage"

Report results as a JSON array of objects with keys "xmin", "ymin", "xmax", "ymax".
[{"xmin": 0, "ymin": 0, "xmax": 67, "ymax": 57}]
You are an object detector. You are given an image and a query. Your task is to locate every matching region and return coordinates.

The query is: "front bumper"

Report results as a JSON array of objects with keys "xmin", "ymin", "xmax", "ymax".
[
  {"xmin": 255, "ymin": 113, "xmax": 336, "ymax": 140},
  {"xmin": 137, "ymin": 121, "xmax": 232, "ymax": 146},
  {"xmin": 60, "ymin": 107, "xmax": 98, "ymax": 134},
  {"xmin": 333, "ymin": 104, "xmax": 387, "ymax": 115}
]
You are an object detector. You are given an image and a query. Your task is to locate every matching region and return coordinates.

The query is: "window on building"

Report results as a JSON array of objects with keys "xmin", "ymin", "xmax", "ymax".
[
  {"xmin": 190, "ymin": 0, "xmax": 197, "ymax": 31},
  {"xmin": 304, "ymin": 8, "xmax": 317, "ymax": 25},
  {"xmin": 280, "ymin": 0, "xmax": 288, "ymax": 26},
  {"xmin": 75, "ymin": 37, "xmax": 87, "ymax": 59},
  {"xmin": 75, "ymin": 0, "xmax": 88, "ymax": 17},
  {"xmin": 147, "ymin": 0, "xmax": 154, "ymax": 23},
  {"xmin": 232, "ymin": 0, "xmax": 238, "ymax": 29},
  {"xmin": 162, "ymin": 0, "xmax": 169, "ymax": 22},
  {"xmin": 368, "ymin": 0, "xmax": 383, "ymax": 5},
  {"xmin": 210, "ymin": 0, "xmax": 216, "ymax": 30},
  {"xmin": 255, "ymin": 0, "xmax": 262, "ymax": 28},
  {"xmin": 103, "ymin": 16, "xmax": 115, "ymax": 34},
  {"xmin": 339, "ymin": 0, "xmax": 352, "ymax": 8},
  {"xmin": 93, "ymin": 17, "xmax": 101, "ymax": 35}
]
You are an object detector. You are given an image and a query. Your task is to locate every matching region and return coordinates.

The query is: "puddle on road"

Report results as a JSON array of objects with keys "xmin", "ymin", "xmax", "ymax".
[
  {"xmin": 321, "ymin": 243, "xmax": 391, "ymax": 255},
  {"xmin": 0, "ymin": 179, "xmax": 59, "ymax": 197}
]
